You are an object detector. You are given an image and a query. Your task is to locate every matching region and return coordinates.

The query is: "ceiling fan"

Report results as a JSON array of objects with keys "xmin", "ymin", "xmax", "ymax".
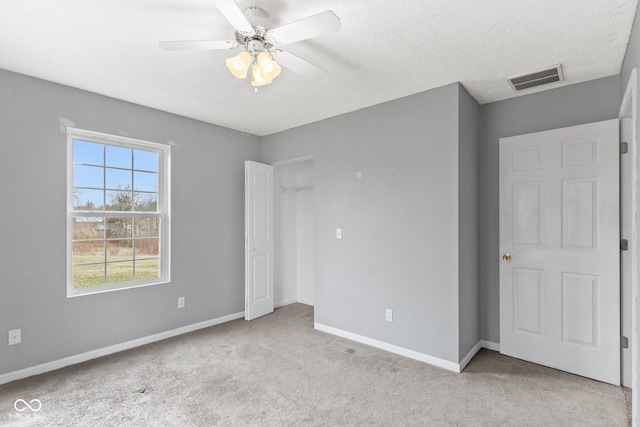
[{"xmin": 159, "ymin": 0, "xmax": 341, "ymax": 90}]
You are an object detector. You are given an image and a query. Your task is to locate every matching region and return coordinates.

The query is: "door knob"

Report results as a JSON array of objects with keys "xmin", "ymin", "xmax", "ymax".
[{"xmin": 502, "ymin": 253, "xmax": 511, "ymax": 261}]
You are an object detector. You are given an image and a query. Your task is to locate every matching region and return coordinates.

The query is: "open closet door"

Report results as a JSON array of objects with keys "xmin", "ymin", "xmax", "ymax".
[{"xmin": 245, "ymin": 161, "xmax": 274, "ymax": 320}]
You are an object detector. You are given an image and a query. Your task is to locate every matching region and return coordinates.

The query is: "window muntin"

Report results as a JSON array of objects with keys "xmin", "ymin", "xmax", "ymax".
[{"xmin": 67, "ymin": 129, "xmax": 170, "ymax": 296}]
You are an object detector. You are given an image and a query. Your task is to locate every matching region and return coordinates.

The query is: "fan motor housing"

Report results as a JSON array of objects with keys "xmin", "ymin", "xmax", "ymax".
[{"xmin": 235, "ymin": 27, "xmax": 273, "ymax": 51}]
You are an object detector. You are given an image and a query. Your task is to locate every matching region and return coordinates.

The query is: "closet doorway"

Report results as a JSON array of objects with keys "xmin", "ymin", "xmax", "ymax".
[{"xmin": 273, "ymin": 158, "xmax": 315, "ymax": 307}]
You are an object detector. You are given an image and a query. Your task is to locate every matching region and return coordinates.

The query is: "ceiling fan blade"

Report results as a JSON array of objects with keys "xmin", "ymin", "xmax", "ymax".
[
  {"xmin": 212, "ymin": 0, "xmax": 256, "ymax": 36},
  {"xmin": 159, "ymin": 40, "xmax": 237, "ymax": 51},
  {"xmin": 274, "ymin": 50, "xmax": 327, "ymax": 80},
  {"xmin": 266, "ymin": 10, "xmax": 340, "ymax": 45}
]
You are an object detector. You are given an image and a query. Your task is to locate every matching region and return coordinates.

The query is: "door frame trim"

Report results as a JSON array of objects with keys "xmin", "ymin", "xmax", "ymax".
[{"xmin": 619, "ymin": 67, "xmax": 638, "ymax": 424}]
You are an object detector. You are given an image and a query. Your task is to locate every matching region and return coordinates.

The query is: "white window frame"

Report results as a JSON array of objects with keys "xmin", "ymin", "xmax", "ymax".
[{"xmin": 66, "ymin": 127, "xmax": 171, "ymax": 297}]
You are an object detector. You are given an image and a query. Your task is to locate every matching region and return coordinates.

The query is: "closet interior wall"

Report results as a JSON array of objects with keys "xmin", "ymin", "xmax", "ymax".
[{"xmin": 274, "ymin": 160, "xmax": 315, "ymax": 306}]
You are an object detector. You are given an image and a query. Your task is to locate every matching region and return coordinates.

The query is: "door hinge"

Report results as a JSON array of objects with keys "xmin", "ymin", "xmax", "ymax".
[
  {"xmin": 621, "ymin": 239, "xmax": 629, "ymax": 251},
  {"xmin": 621, "ymin": 142, "xmax": 629, "ymax": 154},
  {"xmin": 621, "ymin": 336, "xmax": 629, "ymax": 349}
]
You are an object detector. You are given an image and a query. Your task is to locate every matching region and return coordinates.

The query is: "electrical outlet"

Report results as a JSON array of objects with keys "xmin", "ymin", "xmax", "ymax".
[
  {"xmin": 336, "ymin": 228, "xmax": 342, "ymax": 239},
  {"xmin": 178, "ymin": 297, "xmax": 185, "ymax": 309},
  {"xmin": 385, "ymin": 309, "xmax": 393, "ymax": 322},
  {"xmin": 8, "ymin": 329, "xmax": 21, "ymax": 345}
]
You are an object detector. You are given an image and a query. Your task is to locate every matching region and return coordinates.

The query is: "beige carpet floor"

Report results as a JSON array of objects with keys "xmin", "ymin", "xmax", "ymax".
[{"xmin": 0, "ymin": 303, "xmax": 632, "ymax": 426}]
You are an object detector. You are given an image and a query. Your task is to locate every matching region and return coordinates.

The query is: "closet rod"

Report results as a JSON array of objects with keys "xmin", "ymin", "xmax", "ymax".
[{"xmin": 281, "ymin": 185, "xmax": 314, "ymax": 193}]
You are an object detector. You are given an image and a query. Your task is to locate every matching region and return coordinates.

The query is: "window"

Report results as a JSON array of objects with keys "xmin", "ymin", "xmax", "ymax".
[{"xmin": 67, "ymin": 128, "xmax": 170, "ymax": 296}]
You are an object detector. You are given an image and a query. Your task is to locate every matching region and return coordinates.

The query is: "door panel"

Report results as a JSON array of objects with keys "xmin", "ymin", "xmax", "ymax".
[
  {"xmin": 499, "ymin": 119, "xmax": 620, "ymax": 385},
  {"xmin": 562, "ymin": 178, "xmax": 598, "ymax": 250},
  {"xmin": 513, "ymin": 268, "xmax": 543, "ymax": 335},
  {"xmin": 561, "ymin": 273, "xmax": 598, "ymax": 347},
  {"xmin": 245, "ymin": 161, "xmax": 274, "ymax": 320},
  {"xmin": 514, "ymin": 182, "xmax": 543, "ymax": 247}
]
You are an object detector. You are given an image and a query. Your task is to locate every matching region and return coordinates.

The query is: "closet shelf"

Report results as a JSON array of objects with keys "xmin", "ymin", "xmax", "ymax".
[{"xmin": 281, "ymin": 185, "xmax": 314, "ymax": 193}]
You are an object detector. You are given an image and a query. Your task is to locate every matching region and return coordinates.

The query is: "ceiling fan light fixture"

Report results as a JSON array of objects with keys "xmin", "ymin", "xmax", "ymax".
[
  {"xmin": 251, "ymin": 63, "xmax": 271, "ymax": 87},
  {"xmin": 226, "ymin": 50, "xmax": 252, "ymax": 79},
  {"xmin": 250, "ymin": 52, "xmax": 281, "ymax": 87},
  {"xmin": 257, "ymin": 51, "xmax": 281, "ymax": 80}
]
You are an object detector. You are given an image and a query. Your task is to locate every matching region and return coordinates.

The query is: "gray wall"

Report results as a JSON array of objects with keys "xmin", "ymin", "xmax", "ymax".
[
  {"xmin": 457, "ymin": 86, "xmax": 481, "ymax": 358},
  {"xmin": 477, "ymin": 75, "xmax": 622, "ymax": 343},
  {"xmin": 0, "ymin": 69, "xmax": 260, "ymax": 375},
  {"xmin": 262, "ymin": 83, "xmax": 470, "ymax": 363}
]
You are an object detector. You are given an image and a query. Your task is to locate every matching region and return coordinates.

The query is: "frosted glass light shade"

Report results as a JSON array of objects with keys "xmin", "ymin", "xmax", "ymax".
[
  {"xmin": 257, "ymin": 52, "xmax": 281, "ymax": 81},
  {"xmin": 251, "ymin": 52, "xmax": 281, "ymax": 87},
  {"xmin": 251, "ymin": 63, "xmax": 270, "ymax": 87},
  {"xmin": 226, "ymin": 51, "xmax": 252, "ymax": 79}
]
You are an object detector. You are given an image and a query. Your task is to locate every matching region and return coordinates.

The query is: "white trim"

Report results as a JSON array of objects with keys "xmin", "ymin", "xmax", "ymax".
[
  {"xmin": 481, "ymin": 340, "xmax": 501, "ymax": 352},
  {"xmin": 459, "ymin": 341, "xmax": 483, "ymax": 371},
  {"xmin": 67, "ymin": 127, "xmax": 173, "ymax": 150},
  {"xmin": 620, "ymin": 69, "xmax": 637, "ymax": 389},
  {"xmin": 314, "ymin": 323, "xmax": 462, "ymax": 372},
  {"xmin": 274, "ymin": 298, "xmax": 298, "ymax": 308},
  {"xmin": 0, "ymin": 311, "xmax": 244, "ymax": 386},
  {"xmin": 620, "ymin": 68, "xmax": 638, "ymax": 426},
  {"xmin": 296, "ymin": 298, "xmax": 314, "ymax": 306},
  {"xmin": 269, "ymin": 156, "xmax": 314, "ymax": 166},
  {"xmin": 274, "ymin": 299, "xmax": 314, "ymax": 308}
]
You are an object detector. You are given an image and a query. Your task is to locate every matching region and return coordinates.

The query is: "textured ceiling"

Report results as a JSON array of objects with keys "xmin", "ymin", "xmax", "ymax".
[{"xmin": 0, "ymin": 1, "xmax": 637, "ymax": 136}]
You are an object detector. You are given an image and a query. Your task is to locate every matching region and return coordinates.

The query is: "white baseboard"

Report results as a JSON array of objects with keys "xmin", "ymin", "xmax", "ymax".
[
  {"xmin": 0, "ymin": 310, "xmax": 245, "ymax": 386},
  {"xmin": 314, "ymin": 322, "xmax": 462, "ymax": 373},
  {"xmin": 481, "ymin": 340, "xmax": 500, "ymax": 352},
  {"xmin": 275, "ymin": 299, "xmax": 314, "ymax": 308},
  {"xmin": 459, "ymin": 341, "xmax": 483, "ymax": 371},
  {"xmin": 274, "ymin": 298, "xmax": 298, "ymax": 308}
]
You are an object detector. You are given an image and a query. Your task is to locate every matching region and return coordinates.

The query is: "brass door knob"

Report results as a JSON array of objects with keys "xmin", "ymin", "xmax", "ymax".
[{"xmin": 502, "ymin": 253, "xmax": 511, "ymax": 261}]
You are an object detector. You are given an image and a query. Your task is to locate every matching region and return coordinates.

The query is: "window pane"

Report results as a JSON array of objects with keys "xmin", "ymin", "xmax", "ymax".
[
  {"xmin": 135, "ymin": 259, "xmax": 160, "ymax": 281},
  {"xmin": 134, "ymin": 171, "xmax": 157, "ymax": 192},
  {"xmin": 106, "ymin": 145, "xmax": 132, "ymax": 169},
  {"xmin": 135, "ymin": 218, "xmax": 159, "ymax": 237},
  {"xmin": 106, "ymin": 217, "xmax": 132, "ymax": 239},
  {"xmin": 73, "ymin": 188, "xmax": 104, "ymax": 210},
  {"xmin": 72, "ymin": 241, "xmax": 105, "ymax": 265},
  {"xmin": 107, "ymin": 239, "xmax": 132, "ymax": 262},
  {"xmin": 74, "ymin": 165, "xmax": 104, "ymax": 189},
  {"xmin": 134, "ymin": 150, "xmax": 158, "ymax": 172},
  {"xmin": 106, "ymin": 190, "xmax": 133, "ymax": 211},
  {"xmin": 73, "ymin": 264, "xmax": 105, "ymax": 289},
  {"xmin": 106, "ymin": 262, "xmax": 133, "ymax": 284},
  {"xmin": 73, "ymin": 217, "xmax": 104, "ymax": 240},
  {"xmin": 105, "ymin": 168, "xmax": 132, "ymax": 190},
  {"xmin": 73, "ymin": 140, "xmax": 103, "ymax": 166},
  {"xmin": 134, "ymin": 192, "xmax": 157, "ymax": 212},
  {"xmin": 135, "ymin": 238, "xmax": 159, "ymax": 258}
]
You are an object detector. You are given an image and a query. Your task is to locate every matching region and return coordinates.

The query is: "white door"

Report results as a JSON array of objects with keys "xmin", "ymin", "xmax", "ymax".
[
  {"xmin": 245, "ymin": 161, "xmax": 274, "ymax": 320},
  {"xmin": 499, "ymin": 119, "xmax": 620, "ymax": 385}
]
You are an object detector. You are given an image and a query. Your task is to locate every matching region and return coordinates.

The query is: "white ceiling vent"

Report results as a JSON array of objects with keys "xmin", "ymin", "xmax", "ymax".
[{"xmin": 509, "ymin": 65, "xmax": 564, "ymax": 92}]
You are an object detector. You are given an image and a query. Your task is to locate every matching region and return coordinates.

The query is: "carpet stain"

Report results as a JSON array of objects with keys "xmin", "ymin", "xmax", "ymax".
[
  {"xmin": 136, "ymin": 385, "xmax": 151, "ymax": 394},
  {"xmin": 346, "ymin": 348, "xmax": 355, "ymax": 354}
]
